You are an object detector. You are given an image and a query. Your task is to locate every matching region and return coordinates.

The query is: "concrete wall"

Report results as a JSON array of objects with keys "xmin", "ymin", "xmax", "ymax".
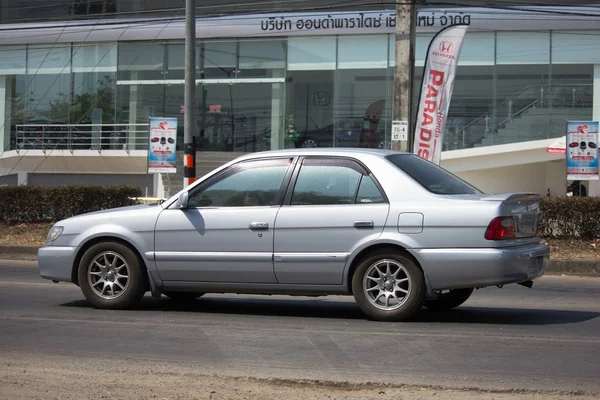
[
  {"xmin": 28, "ymin": 173, "xmax": 154, "ymax": 196},
  {"xmin": 455, "ymin": 159, "xmax": 567, "ymax": 196}
]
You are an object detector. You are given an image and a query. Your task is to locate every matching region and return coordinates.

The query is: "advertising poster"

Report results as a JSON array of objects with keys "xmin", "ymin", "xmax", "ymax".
[
  {"xmin": 566, "ymin": 120, "xmax": 599, "ymax": 181},
  {"xmin": 413, "ymin": 24, "xmax": 468, "ymax": 165},
  {"xmin": 148, "ymin": 117, "xmax": 178, "ymax": 174}
]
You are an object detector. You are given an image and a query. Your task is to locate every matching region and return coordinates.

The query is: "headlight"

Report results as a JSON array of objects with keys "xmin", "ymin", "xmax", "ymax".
[{"xmin": 47, "ymin": 226, "xmax": 64, "ymax": 243}]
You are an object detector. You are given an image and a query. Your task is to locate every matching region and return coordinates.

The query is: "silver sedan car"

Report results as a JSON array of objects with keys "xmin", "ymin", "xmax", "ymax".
[{"xmin": 38, "ymin": 149, "xmax": 549, "ymax": 321}]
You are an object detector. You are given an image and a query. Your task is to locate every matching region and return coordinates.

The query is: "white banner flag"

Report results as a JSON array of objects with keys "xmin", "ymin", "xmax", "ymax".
[{"xmin": 413, "ymin": 24, "xmax": 467, "ymax": 165}]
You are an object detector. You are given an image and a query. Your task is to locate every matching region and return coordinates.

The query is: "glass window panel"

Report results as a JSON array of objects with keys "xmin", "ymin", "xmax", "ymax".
[
  {"xmin": 335, "ymin": 69, "xmax": 388, "ymax": 149},
  {"xmin": 286, "ymin": 70, "xmax": 334, "ymax": 147},
  {"xmin": 552, "ymin": 31, "xmax": 600, "ymax": 64},
  {"xmin": 458, "ymin": 32, "xmax": 495, "ymax": 66},
  {"xmin": 444, "ymin": 65, "xmax": 494, "ymax": 150},
  {"xmin": 189, "ymin": 161, "xmax": 290, "ymax": 207},
  {"xmin": 291, "ymin": 165, "xmax": 361, "ymax": 205},
  {"xmin": 203, "ymin": 41, "xmax": 237, "ymax": 79},
  {"xmin": 72, "ymin": 43, "xmax": 117, "ymax": 73},
  {"xmin": 356, "ymin": 176, "xmax": 385, "ymax": 204},
  {"xmin": 338, "ymin": 35, "xmax": 387, "ymax": 69},
  {"xmin": 72, "ymin": 72, "xmax": 116, "ymax": 125},
  {"xmin": 26, "ymin": 45, "xmax": 71, "ymax": 124},
  {"xmin": 239, "ymin": 40, "xmax": 285, "ymax": 77},
  {"xmin": 395, "ymin": 32, "xmax": 493, "ymax": 67},
  {"xmin": 287, "ymin": 37, "xmax": 335, "ymax": 71},
  {"xmin": 118, "ymin": 42, "xmax": 164, "ymax": 80},
  {"xmin": 387, "ymin": 154, "xmax": 480, "ymax": 195},
  {"xmin": 0, "ymin": 46, "xmax": 26, "ymax": 75},
  {"xmin": 494, "ymin": 64, "xmax": 550, "ymax": 144},
  {"xmin": 497, "ymin": 31, "xmax": 549, "ymax": 65},
  {"xmin": 165, "ymin": 43, "xmax": 200, "ymax": 80},
  {"xmin": 27, "ymin": 45, "xmax": 71, "ymax": 75},
  {"xmin": 549, "ymin": 64, "xmax": 594, "ymax": 139}
]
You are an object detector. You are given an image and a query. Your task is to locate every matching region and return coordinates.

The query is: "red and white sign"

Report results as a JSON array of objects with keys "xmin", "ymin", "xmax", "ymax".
[
  {"xmin": 546, "ymin": 136, "xmax": 566, "ymax": 154},
  {"xmin": 413, "ymin": 25, "xmax": 467, "ymax": 165}
]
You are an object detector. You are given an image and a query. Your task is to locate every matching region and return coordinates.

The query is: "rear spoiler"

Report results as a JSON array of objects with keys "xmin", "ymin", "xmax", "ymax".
[{"xmin": 480, "ymin": 193, "xmax": 541, "ymax": 205}]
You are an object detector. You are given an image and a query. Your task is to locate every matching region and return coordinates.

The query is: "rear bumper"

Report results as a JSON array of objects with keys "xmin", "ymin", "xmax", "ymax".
[
  {"xmin": 410, "ymin": 243, "xmax": 549, "ymax": 290},
  {"xmin": 38, "ymin": 246, "xmax": 77, "ymax": 283}
]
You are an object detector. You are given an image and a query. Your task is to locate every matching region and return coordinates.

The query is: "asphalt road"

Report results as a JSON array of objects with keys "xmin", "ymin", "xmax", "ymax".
[{"xmin": 1, "ymin": 260, "xmax": 599, "ymax": 395}]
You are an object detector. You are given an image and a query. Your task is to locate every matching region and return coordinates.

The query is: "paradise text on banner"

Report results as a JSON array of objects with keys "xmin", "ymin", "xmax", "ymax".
[
  {"xmin": 413, "ymin": 24, "xmax": 467, "ymax": 165},
  {"xmin": 566, "ymin": 120, "xmax": 599, "ymax": 181},
  {"xmin": 148, "ymin": 117, "xmax": 178, "ymax": 174}
]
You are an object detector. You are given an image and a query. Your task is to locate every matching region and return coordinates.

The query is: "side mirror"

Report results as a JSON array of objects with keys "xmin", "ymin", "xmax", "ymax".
[{"xmin": 178, "ymin": 191, "xmax": 189, "ymax": 209}]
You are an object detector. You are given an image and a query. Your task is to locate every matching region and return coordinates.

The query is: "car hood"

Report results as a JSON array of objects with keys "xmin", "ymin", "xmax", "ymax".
[{"xmin": 63, "ymin": 203, "xmax": 162, "ymax": 221}]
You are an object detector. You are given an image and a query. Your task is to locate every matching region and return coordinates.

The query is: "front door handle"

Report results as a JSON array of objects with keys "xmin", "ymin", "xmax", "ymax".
[
  {"xmin": 249, "ymin": 222, "xmax": 269, "ymax": 230},
  {"xmin": 354, "ymin": 220, "xmax": 374, "ymax": 228}
]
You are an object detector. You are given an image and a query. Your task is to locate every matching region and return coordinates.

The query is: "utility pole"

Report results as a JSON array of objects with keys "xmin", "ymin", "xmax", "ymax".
[
  {"xmin": 391, "ymin": 0, "xmax": 416, "ymax": 152},
  {"xmin": 183, "ymin": 0, "xmax": 197, "ymax": 187}
]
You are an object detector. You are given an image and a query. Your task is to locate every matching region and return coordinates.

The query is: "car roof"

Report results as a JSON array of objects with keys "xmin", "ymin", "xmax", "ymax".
[{"xmin": 236, "ymin": 147, "xmax": 410, "ymax": 161}]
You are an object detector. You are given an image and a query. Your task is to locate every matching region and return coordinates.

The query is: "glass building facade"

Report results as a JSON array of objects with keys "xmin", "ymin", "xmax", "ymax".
[{"xmin": 1, "ymin": 28, "xmax": 599, "ymax": 154}]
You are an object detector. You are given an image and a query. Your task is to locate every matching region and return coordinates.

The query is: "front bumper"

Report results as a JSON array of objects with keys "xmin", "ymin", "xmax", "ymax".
[
  {"xmin": 38, "ymin": 246, "xmax": 77, "ymax": 283},
  {"xmin": 410, "ymin": 243, "xmax": 549, "ymax": 290}
]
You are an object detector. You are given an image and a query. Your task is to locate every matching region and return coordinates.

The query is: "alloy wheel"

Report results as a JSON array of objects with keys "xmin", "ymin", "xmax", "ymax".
[
  {"xmin": 362, "ymin": 259, "xmax": 411, "ymax": 311},
  {"xmin": 87, "ymin": 251, "xmax": 130, "ymax": 300}
]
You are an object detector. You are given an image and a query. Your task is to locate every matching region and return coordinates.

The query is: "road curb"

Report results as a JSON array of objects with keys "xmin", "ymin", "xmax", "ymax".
[
  {"xmin": 0, "ymin": 245, "xmax": 599, "ymax": 277},
  {"xmin": 0, "ymin": 245, "xmax": 38, "ymax": 261}
]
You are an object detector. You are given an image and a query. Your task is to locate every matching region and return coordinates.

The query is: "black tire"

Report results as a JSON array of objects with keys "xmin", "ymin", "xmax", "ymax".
[
  {"xmin": 300, "ymin": 138, "xmax": 318, "ymax": 148},
  {"xmin": 163, "ymin": 291, "xmax": 205, "ymax": 302},
  {"xmin": 78, "ymin": 241, "xmax": 146, "ymax": 310},
  {"xmin": 351, "ymin": 250, "xmax": 425, "ymax": 322},
  {"xmin": 424, "ymin": 288, "xmax": 474, "ymax": 311}
]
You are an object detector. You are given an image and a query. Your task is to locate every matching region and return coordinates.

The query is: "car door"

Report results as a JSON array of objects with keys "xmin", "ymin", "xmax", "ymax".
[
  {"xmin": 273, "ymin": 157, "xmax": 390, "ymax": 285},
  {"xmin": 154, "ymin": 157, "xmax": 295, "ymax": 283}
]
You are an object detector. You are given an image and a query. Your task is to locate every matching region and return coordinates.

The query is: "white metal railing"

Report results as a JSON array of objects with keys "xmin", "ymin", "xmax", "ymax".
[{"xmin": 15, "ymin": 123, "xmax": 150, "ymax": 153}]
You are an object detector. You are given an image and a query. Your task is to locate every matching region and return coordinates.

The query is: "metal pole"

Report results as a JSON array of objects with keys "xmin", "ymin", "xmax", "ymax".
[
  {"xmin": 391, "ymin": 0, "xmax": 416, "ymax": 152},
  {"xmin": 183, "ymin": 0, "xmax": 197, "ymax": 187}
]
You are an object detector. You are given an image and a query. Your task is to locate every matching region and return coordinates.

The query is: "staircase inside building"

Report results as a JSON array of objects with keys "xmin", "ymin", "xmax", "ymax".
[
  {"xmin": 448, "ymin": 83, "xmax": 594, "ymax": 150},
  {"xmin": 160, "ymin": 151, "xmax": 246, "ymax": 197},
  {"xmin": 476, "ymin": 106, "xmax": 591, "ymax": 147}
]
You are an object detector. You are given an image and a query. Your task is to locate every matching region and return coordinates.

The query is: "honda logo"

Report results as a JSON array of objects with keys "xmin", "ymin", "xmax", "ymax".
[{"xmin": 439, "ymin": 41, "xmax": 453, "ymax": 53}]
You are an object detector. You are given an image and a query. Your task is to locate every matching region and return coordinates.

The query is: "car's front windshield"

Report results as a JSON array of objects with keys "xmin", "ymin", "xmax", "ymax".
[{"xmin": 386, "ymin": 154, "xmax": 482, "ymax": 195}]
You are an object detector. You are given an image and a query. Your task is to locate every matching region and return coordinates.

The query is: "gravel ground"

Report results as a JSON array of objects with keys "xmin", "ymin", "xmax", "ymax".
[{"xmin": 0, "ymin": 352, "xmax": 594, "ymax": 400}]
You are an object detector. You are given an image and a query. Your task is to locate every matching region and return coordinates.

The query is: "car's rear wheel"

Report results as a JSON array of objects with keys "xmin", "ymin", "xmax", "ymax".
[
  {"xmin": 163, "ymin": 291, "xmax": 205, "ymax": 302},
  {"xmin": 352, "ymin": 250, "xmax": 425, "ymax": 322},
  {"xmin": 424, "ymin": 288, "xmax": 474, "ymax": 311},
  {"xmin": 78, "ymin": 242, "xmax": 146, "ymax": 309}
]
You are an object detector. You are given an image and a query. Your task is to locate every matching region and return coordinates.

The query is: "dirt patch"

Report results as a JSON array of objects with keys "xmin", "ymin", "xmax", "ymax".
[
  {"xmin": 0, "ymin": 222, "xmax": 53, "ymax": 247},
  {"xmin": 543, "ymin": 239, "xmax": 600, "ymax": 260},
  {"xmin": 0, "ymin": 352, "xmax": 595, "ymax": 400}
]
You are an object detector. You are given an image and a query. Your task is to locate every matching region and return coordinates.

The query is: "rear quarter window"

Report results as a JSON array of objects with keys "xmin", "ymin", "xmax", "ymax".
[{"xmin": 386, "ymin": 154, "xmax": 482, "ymax": 195}]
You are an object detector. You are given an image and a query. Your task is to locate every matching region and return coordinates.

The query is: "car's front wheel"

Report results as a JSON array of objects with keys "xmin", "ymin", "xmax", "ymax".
[
  {"xmin": 78, "ymin": 242, "xmax": 146, "ymax": 309},
  {"xmin": 352, "ymin": 250, "xmax": 425, "ymax": 322},
  {"xmin": 424, "ymin": 288, "xmax": 474, "ymax": 311}
]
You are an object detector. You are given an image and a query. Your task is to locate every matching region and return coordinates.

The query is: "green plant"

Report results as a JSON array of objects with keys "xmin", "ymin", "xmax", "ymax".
[
  {"xmin": 540, "ymin": 197, "xmax": 600, "ymax": 239},
  {"xmin": 0, "ymin": 185, "xmax": 141, "ymax": 223}
]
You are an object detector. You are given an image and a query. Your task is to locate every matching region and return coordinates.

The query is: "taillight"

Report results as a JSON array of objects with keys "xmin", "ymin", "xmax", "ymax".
[{"xmin": 485, "ymin": 217, "xmax": 516, "ymax": 240}]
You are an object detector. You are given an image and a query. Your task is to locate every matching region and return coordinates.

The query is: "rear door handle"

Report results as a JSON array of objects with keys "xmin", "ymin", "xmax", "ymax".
[
  {"xmin": 354, "ymin": 220, "xmax": 374, "ymax": 228},
  {"xmin": 249, "ymin": 222, "xmax": 269, "ymax": 230}
]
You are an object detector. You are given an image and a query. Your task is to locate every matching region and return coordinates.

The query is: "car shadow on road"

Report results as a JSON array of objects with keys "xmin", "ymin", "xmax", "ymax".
[{"xmin": 60, "ymin": 295, "xmax": 600, "ymax": 325}]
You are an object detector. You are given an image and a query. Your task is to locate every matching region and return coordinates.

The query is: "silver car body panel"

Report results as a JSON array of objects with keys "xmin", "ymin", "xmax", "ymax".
[
  {"xmin": 154, "ymin": 207, "xmax": 280, "ymax": 283},
  {"xmin": 37, "ymin": 148, "xmax": 550, "ymax": 296},
  {"xmin": 273, "ymin": 203, "xmax": 389, "ymax": 284}
]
